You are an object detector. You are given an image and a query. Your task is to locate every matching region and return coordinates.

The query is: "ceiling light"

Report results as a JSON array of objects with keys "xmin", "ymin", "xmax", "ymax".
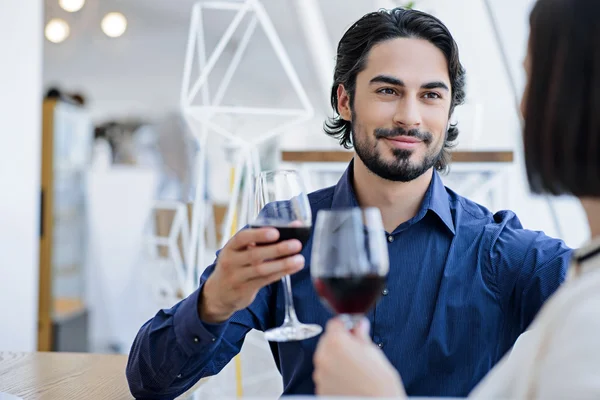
[
  {"xmin": 101, "ymin": 12, "xmax": 127, "ymax": 38},
  {"xmin": 45, "ymin": 19, "xmax": 70, "ymax": 43},
  {"xmin": 59, "ymin": 0, "xmax": 85, "ymax": 12}
]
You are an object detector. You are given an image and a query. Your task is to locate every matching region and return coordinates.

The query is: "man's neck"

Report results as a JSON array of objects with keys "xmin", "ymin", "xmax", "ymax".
[{"xmin": 352, "ymin": 156, "xmax": 434, "ymax": 233}]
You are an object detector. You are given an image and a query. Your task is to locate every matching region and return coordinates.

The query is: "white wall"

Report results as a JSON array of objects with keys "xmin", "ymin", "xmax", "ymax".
[
  {"xmin": 0, "ymin": 0, "xmax": 43, "ymax": 351},
  {"xmin": 487, "ymin": 0, "xmax": 535, "ymax": 94}
]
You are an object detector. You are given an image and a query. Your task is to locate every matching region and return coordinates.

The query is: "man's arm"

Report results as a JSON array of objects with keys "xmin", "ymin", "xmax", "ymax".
[
  {"xmin": 489, "ymin": 212, "xmax": 572, "ymax": 331},
  {"xmin": 125, "ymin": 225, "xmax": 304, "ymax": 399},
  {"xmin": 125, "ymin": 263, "xmax": 268, "ymax": 399}
]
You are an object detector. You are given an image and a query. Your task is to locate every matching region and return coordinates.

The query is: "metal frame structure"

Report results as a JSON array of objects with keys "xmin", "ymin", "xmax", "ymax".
[
  {"xmin": 146, "ymin": 200, "xmax": 191, "ymax": 301},
  {"xmin": 180, "ymin": 0, "xmax": 314, "ymax": 296},
  {"xmin": 178, "ymin": 1, "xmax": 315, "ymax": 397}
]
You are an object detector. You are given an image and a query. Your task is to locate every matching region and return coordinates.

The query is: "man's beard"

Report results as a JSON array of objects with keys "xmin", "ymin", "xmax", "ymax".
[{"xmin": 351, "ymin": 120, "xmax": 444, "ymax": 182}]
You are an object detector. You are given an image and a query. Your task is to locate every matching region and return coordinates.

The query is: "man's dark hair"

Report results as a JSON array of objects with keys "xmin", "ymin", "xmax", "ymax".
[
  {"xmin": 524, "ymin": 0, "xmax": 600, "ymax": 196},
  {"xmin": 324, "ymin": 7, "xmax": 466, "ymax": 171}
]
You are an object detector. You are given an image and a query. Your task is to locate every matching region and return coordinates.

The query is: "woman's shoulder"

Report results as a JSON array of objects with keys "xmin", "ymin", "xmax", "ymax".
[{"xmin": 530, "ymin": 268, "xmax": 600, "ymax": 398}]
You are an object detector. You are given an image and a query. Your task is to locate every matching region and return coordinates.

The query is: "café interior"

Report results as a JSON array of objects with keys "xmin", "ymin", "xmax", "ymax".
[{"xmin": 0, "ymin": 0, "xmax": 592, "ymax": 398}]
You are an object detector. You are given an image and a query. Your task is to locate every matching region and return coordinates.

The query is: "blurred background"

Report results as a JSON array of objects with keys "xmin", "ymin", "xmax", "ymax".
[{"xmin": 0, "ymin": 0, "xmax": 590, "ymax": 397}]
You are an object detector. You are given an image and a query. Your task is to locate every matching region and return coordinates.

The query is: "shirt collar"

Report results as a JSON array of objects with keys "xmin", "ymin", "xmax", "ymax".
[
  {"xmin": 330, "ymin": 159, "xmax": 360, "ymax": 209},
  {"xmin": 426, "ymin": 168, "xmax": 455, "ymax": 235},
  {"xmin": 331, "ymin": 159, "xmax": 455, "ymax": 235}
]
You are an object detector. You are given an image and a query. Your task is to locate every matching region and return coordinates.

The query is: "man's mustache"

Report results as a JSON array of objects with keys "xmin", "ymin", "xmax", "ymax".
[{"xmin": 374, "ymin": 127, "xmax": 433, "ymax": 144}]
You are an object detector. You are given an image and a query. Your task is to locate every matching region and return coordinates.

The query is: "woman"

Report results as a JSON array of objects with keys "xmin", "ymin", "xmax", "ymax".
[{"xmin": 313, "ymin": 0, "xmax": 600, "ymax": 398}]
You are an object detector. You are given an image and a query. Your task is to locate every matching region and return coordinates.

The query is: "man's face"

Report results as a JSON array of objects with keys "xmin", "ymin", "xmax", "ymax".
[{"xmin": 337, "ymin": 38, "xmax": 452, "ymax": 182}]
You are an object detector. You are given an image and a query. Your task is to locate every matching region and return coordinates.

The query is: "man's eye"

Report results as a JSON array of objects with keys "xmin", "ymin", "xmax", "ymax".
[
  {"xmin": 423, "ymin": 92, "xmax": 441, "ymax": 99},
  {"xmin": 377, "ymin": 88, "xmax": 397, "ymax": 95}
]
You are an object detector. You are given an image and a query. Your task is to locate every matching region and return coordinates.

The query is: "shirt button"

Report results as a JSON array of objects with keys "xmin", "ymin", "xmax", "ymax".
[
  {"xmin": 177, "ymin": 373, "xmax": 182, "ymax": 378},
  {"xmin": 387, "ymin": 235, "xmax": 394, "ymax": 243},
  {"xmin": 382, "ymin": 288, "xmax": 389, "ymax": 296},
  {"xmin": 193, "ymin": 337, "xmax": 199, "ymax": 343},
  {"xmin": 377, "ymin": 342, "xmax": 384, "ymax": 349},
  {"xmin": 211, "ymin": 337, "xmax": 216, "ymax": 342}
]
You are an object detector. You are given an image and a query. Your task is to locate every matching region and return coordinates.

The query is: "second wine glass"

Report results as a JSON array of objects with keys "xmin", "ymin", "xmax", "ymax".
[
  {"xmin": 311, "ymin": 207, "xmax": 390, "ymax": 330},
  {"xmin": 251, "ymin": 169, "xmax": 322, "ymax": 342}
]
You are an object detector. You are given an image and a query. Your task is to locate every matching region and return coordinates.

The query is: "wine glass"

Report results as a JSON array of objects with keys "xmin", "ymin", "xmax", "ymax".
[
  {"xmin": 311, "ymin": 207, "xmax": 389, "ymax": 330},
  {"xmin": 251, "ymin": 169, "xmax": 323, "ymax": 341}
]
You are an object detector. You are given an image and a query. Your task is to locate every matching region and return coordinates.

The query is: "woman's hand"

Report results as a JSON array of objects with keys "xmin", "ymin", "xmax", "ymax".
[{"xmin": 313, "ymin": 317, "xmax": 407, "ymax": 398}]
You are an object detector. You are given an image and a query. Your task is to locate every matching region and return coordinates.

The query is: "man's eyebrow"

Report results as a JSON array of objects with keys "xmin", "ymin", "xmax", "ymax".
[
  {"xmin": 369, "ymin": 75, "xmax": 450, "ymax": 92},
  {"xmin": 420, "ymin": 81, "xmax": 450, "ymax": 91},
  {"xmin": 369, "ymin": 75, "xmax": 404, "ymax": 86}
]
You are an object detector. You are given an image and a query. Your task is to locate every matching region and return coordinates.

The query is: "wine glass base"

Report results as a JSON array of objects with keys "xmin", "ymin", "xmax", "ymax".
[{"xmin": 264, "ymin": 322, "xmax": 323, "ymax": 342}]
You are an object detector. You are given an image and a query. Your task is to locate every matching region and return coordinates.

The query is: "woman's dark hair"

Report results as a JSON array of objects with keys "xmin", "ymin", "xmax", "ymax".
[
  {"xmin": 524, "ymin": 0, "xmax": 600, "ymax": 196},
  {"xmin": 324, "ymin": 7, "xmax": 466, "ymax": 171}
]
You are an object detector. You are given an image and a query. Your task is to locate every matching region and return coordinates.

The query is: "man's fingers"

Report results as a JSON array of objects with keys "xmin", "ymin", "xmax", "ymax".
[
  {"xmin": 246, "ymin": 255, "xmax": 305, "ymax": 287},
  {"xmin": 225, "ymin": 239, "xmax": 302, "ymax": 269},
  {"xmin": 228, "ymin": 227, "xmax": 279, "ymax": 251},
  {"xmin": 248, "ymin": 239, "xmax": 302, "ymax": 264}
]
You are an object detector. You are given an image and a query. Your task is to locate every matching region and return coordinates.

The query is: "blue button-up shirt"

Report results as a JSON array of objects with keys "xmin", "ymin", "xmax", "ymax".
[{"xmin": 127, "ymin": 163, "xmax": 572, "ymax": 399}]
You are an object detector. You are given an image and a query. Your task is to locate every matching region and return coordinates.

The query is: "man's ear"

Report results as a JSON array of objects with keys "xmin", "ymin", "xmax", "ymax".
[{"xmin": 337, "ymin": 84, "xmax": 352, "ymax": 121}]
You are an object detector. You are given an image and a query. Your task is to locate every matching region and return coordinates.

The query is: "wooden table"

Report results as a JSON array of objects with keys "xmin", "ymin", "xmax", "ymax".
[{"xmin": 0, "ymin": 352, "xmax": 204, "ymax": 400}]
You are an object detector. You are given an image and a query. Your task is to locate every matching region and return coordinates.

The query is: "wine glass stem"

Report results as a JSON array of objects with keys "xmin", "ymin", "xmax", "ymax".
[
  {"xmin": 340, "ymin": 314, "xmax": 363, "ymax": 331},
  {"xmin": 281, "ymin": 274, "xmax": 300, "ymax": 325}
]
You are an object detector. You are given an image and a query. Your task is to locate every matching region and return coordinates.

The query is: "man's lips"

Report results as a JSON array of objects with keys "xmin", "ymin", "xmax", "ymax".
[
  {"xmin": 382, "ymin": 136, "xmax": 423, "ymax": 149},
  {"xmin": 385, "ymin": 136, "xmax": 422, "ymax": 144}
]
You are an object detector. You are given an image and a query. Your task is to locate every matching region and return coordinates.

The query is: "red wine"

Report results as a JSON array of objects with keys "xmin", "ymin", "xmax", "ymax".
[
  {"xmin": 249, "ymin": 225, "xmax": 311, "ymax": 247},
  {"xmin": 313, "ymin": 275, "xmax": 385, "ymax": 314}
]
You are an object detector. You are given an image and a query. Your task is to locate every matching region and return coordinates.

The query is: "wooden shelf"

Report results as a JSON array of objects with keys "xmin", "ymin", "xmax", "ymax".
[
  {"xmin": 281, "ymin": 150, "xmax": 514, "ymax": 163},
  {"xmin": 38, "ymin": 98, "xmax": 92, "ymax": 351},
  {"xmin": 53, "ymin": 297, "xmax": 85, "ymax": 321}
]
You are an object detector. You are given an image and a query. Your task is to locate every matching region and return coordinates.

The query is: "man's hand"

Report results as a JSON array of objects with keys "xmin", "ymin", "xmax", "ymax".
[
  {"xmin": 313, "ymin": 318, "xmax": 407, "ymax": 398},
  {"xmin": 199, "ymin": 227, "xmax": 305, "ymax": 323}
]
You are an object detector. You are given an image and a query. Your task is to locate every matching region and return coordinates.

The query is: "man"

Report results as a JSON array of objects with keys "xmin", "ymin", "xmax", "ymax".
[{"xmin": 126, "ymin": 7, "xmax": 571, "ymax": 398}]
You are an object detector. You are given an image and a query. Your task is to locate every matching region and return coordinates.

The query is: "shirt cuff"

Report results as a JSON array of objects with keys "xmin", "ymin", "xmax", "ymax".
[{"xmin": 173, "ymin": 284, "xmax": 230, "ymax": 356}]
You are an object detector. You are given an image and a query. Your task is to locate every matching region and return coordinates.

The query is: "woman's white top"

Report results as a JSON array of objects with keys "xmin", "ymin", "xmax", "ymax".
[{"xmin": 470, "ymin": 237, "xmax": 600, "ymax": 399}]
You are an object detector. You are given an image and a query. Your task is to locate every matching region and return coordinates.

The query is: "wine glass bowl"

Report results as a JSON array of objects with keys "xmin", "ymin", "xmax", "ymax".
[{"xmin": 311, "ymin": 207, "xmax": 389, "ymax": 329}]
